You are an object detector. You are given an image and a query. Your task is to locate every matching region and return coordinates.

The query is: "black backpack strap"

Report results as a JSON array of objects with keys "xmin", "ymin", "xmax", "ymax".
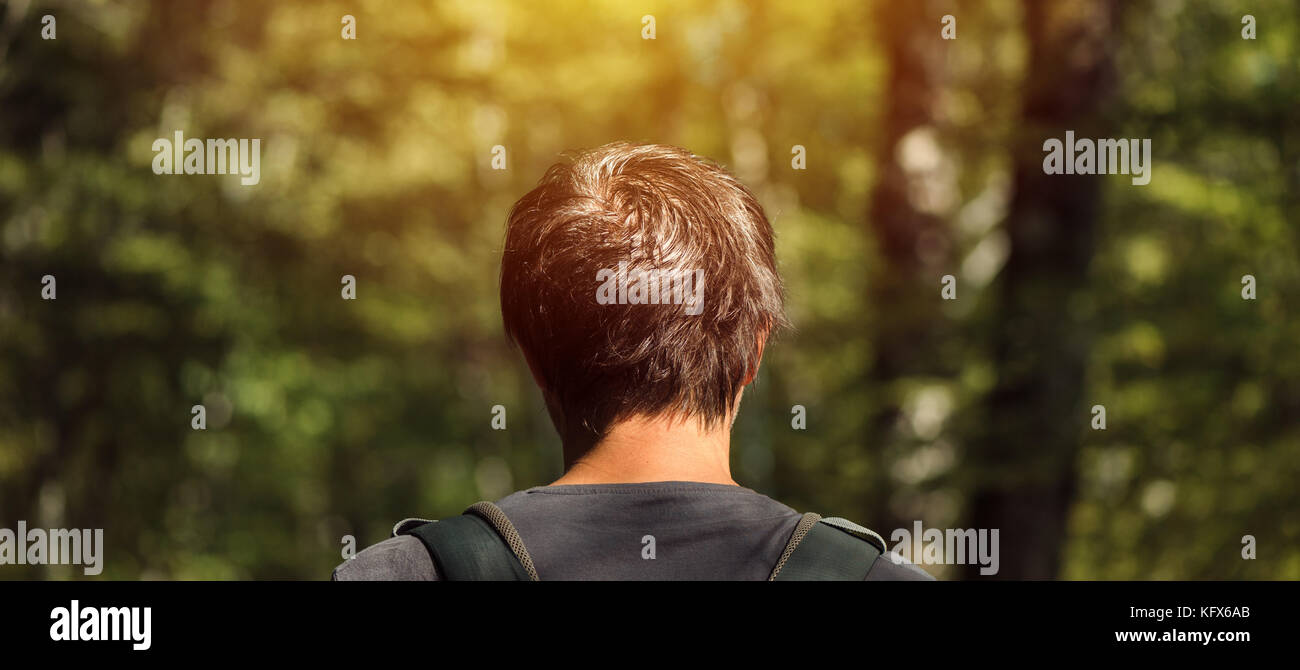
[
  {"xmin": 396, "ymin": 502, "xmax": 540, "ymax": 581},
  {"xmin": 769, "ymin": 512, "xmax": 887, "ymax": 581}
]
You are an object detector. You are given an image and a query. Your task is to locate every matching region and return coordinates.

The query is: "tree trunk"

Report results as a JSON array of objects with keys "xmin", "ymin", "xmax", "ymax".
[
  {"xmin": 863, "ymin": 0, "xmax": 953, "ymax": 528},
  {"xmin": 963, "ymin": 0, "xmax": 1118, "ymax": 579}
]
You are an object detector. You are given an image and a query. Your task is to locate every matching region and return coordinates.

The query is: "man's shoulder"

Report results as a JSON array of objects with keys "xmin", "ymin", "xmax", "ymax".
[
  {"xmin": 810, "ymin": 515, "xmax": 938, "ymax": 581},
  {"xmin": 331, "ymin": 534, "xmax": 438, "ymax": 581},
  {"xmin": 865, "ymin": 553, "xmax": 937, "ymax": 581}
]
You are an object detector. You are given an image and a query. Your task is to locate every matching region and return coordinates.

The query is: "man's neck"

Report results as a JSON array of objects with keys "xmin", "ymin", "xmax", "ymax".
[{"xmin": 551, "ymin": 413, "xmax": 738, "ymax": 486}]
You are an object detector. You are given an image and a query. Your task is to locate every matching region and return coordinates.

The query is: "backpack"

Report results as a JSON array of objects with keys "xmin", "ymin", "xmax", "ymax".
[{"xmin": 390, "ymin": 501, "xmax": 888, "ymax": 581}]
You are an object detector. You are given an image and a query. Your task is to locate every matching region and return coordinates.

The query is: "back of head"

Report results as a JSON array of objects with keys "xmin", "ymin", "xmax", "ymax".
[{"xmin": 501, "ymin": 142, "xmax": 787, "ymax": 441}]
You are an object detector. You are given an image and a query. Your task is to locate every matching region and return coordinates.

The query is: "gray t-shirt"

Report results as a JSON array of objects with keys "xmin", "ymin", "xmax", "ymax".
[{"xmin": 333, "ymin": 481, "xmax": 933, "ymax": 581}]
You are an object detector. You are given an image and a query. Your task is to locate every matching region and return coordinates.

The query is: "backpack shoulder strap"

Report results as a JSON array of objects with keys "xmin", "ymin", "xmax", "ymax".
[
  {"xmin": 395, "ymin": 501, "xmax": 540, "ymax": 581},
  {"xmin": 769, "ymin": 512, "xmax": 886, "ymax": 581}
]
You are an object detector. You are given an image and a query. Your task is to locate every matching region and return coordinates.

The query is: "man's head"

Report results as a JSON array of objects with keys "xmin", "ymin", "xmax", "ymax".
[{"xmin": 501, "ymin": 142, "xmax": 787, "ymax": 447}]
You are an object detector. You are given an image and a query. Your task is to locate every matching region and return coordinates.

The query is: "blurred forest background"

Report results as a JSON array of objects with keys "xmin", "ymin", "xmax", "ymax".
[{"xmin": 1, "ymin": 0, "xmax": 1297, "ymax": 579}]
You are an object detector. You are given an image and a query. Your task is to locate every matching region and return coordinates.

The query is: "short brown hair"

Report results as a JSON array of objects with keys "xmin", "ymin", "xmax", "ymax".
[{"xmin": 501, "ymin": 142, "xmax": 787, "ymax": 439}]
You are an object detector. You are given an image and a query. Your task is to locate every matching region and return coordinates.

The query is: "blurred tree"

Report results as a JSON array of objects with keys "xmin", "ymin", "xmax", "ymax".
[
  {"xmin": 862, "ymin": 0, "xmax": 956, "ymax": 534},
  {"xmin": 962, "ymin": 0, "xmax": 1118, "ymax": 579}
]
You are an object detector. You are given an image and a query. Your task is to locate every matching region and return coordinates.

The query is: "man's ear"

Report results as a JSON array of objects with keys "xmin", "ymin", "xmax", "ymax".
[
  {"xmin": 521, "ymin": 346, "xmax": 574, "ymax": 447},
  {"xmin": 742, "ymin": 323, "xmax": 771, "ymax": 386}
]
